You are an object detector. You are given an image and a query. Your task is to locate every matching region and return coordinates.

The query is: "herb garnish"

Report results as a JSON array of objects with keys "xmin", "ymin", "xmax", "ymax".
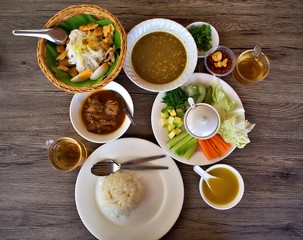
[{"xmin": 189, "ymin": 24, "xmax": 212, "ymax": 51}]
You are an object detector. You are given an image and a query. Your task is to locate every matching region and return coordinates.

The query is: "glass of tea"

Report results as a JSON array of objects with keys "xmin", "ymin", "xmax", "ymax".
[
  {"xmin": 195, "ymin": 164, "xmax": 244, "ymax": 210},
  {"xmin": 46, "ymin": 137, "xmax": 87, "ymax": 172},
  {"xmin": 232, "ymin": 45, "xmax": 270, "ymax": 85}
]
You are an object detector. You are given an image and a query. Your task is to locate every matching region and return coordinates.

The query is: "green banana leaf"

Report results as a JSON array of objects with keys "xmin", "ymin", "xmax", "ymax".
[{"xmin": 45, "ymin": 14, "xmax": 121, "ymax": 87}]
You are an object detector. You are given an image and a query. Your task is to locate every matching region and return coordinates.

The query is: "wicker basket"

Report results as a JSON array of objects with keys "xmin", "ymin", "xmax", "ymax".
[{"xmin": 37, "ymin": 4, "xmax": 126, "ymax": 93}]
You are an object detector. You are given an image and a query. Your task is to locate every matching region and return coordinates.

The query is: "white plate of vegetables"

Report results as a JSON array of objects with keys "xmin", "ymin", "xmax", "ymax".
[{"xmin": 151, "ymin": 73, "xmax": 255, "ymax": 166}]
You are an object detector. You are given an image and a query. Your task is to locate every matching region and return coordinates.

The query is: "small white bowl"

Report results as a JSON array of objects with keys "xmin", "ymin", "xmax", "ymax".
[
  {"xmin": 198, "ymin": 164, "xmax": 244, "ymax": 210},
  {"xmin": 69, "ymin": 81, "xmax": 133, "ymax": 143},
  {"xmin": 186, "ymin": 22, "xmax": 219, "ymax": 58},
  {"xmin": 123, "ymin": 18, "xmax": 198, "ymax": 92},
  {"xmin": 184, "ymin": 102, "xmax": 221, "ymax": 140}
]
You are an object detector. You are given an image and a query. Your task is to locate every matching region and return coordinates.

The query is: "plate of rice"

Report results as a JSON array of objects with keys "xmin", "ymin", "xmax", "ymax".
[{"xmin": 75, "ymin": 138, "xmax": 184, "ymax": 240}]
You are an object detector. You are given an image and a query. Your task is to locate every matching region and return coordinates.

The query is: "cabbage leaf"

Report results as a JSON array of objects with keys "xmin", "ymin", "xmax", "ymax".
[{"xmin": 212, "ymin": 83, "xmax": 255, "ymax": 148}]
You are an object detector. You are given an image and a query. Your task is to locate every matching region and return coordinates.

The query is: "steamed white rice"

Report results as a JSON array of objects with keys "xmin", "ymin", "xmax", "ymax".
[{"xmin": 100, "ymin": 171, "xmax": 144, "ymax": 216}]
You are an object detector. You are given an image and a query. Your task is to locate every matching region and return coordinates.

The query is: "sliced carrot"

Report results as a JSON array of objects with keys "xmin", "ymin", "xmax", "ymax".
[
  {"xmin": 198, "ymin": 134, "xmax": 232, "ymax": 160},
  {"xmin": 198, "ymin": 140, "xmax": 212, "ymax": 160},
  {"xmin": 205, "ymin": 139, "xmax": 221, "ymax": 158},
  {"xmin": 208, "ymin": 137, "xmax": 223, "ymax": 155},
  {"xmin": 198, "ymin": 139, "xmax": 220, "ymax": 160},
  {"xmin": 211, "ymin": 134, "xmax": 232, "ymax": 151}
]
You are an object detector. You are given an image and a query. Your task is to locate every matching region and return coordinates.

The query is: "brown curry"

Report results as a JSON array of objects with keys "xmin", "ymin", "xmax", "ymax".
[{"xmin": 81, "ymin": 90, "xmax": 125, "ymax": 134}]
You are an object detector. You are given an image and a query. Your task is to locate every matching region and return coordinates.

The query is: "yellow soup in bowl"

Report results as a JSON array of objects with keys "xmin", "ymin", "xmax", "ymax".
[
  {"xmin": 131, "ymin": 32, "xmax": 187, "ymax": 84},
  {"xmin": 202, "ymin": 167, "xmax": 239, "ymax": 205}
]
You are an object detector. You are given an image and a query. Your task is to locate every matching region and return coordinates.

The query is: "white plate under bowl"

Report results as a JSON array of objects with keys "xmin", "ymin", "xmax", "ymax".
[
  {"xmin": 186, "ymin": 22, "xmax": 219, "ymax": 58},
  {"xmin": 75, "ymin": 138, "xmax": 184, "ymax": 240},
  {"xmin": 123, "ymin": 18, "xmax": 198, "ymax": 92},
  {"xmin": 151, "ymin": 73, "xmax": 245, "ymax": 166},
  {"xmin": 69, "ymin": 81, "xmax": 133, "ymax": 143}
]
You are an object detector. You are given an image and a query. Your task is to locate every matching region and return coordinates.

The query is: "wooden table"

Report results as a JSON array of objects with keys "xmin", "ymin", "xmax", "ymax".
[{"xmin": 1, "ymin": 1, "xmax": 302, "ymax": 239}]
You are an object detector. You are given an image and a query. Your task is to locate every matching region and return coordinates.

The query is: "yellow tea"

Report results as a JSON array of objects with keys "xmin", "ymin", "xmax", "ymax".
[
  {"xmin": 236, "ymin": 56, "xmax": 265, "ymax": 81},
  {"xmin": 202, "ymin": 167, "xmax": 239, "ymax": 205},
  {"xmin": 48, "ymin": 137, "xmax": 87, "ymax": 172},
  {"xmin": 232, "ymin": 48, "xmax": 270, "ymax": 85}
]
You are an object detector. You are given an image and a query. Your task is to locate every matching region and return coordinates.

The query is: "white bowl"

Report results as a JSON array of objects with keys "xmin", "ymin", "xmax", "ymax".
[
  {"xmin": 197, "ymin": 164, "xmax": 244, "ymax": 210},
  {"xmin": 123, "ymin": 18, "xmax": 198, "ymax": 92},
  {"xmin": 69, "ymin": 81, "xmax": 133, "ymax": 143},
  {"xmin": 186, "ymin": 22, "xmax": 219, "ymax": 58}
]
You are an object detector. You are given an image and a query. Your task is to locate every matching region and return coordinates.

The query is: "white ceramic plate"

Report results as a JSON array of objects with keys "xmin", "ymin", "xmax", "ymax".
[
  {"xmin": 123, "ymin": 18, "xmax": 198, "ymax": 92},
  {"xmin": 186, "ymin": 22, "xmax": 219, "ymax": 58},
  {"xmin": 75, "ymin": 138, "xmax": 184, "ymax": 240},
  {"xmin": 69, "ymin": 81, "xmax": 133, "ymax": 143},
  {"xmin": 151, "ymin": 73, "xmax": 245, "ymax": 166}
]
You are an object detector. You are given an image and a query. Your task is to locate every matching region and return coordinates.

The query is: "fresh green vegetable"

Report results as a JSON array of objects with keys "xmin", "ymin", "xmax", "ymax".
[
  {"xmin": 176, "ymin": 108, "xmax": 184, "ymax": 118},
  {"xmin": 171, "ymin": 135, "xmax": 197, "ymax": 156},
  {"xmin": 165, "ymin": 130, "xmax": 197, "ymax": 157},
  {"xmin": 185, "ymin": 84, "xmax": 198, "ymax": 97},
  {"xmin": 183, "ymin": 83, "xmax": 208, "ymax": 105},
  {"xmin": 197, "ymin": 83, "xmax": 207, "ymax": 98},
  {"xmin": 211, "ymin": 84, "xmax": 255, "ymax": 148},
  {"xmin": 204, "ymin": 86, "xmax": 213, "ymax": 104},
  {"xmin": 188, "ymin": 24, "xmax": 212, "ymax": 51},
  {"xmin": 196, "ymin": 83, "xmax": 207, "ymax": 103},
  {"xmin": 165, "ymin": 131, "xmax": 189, "ymax": 149},
  {"xmin": 168, "ymin": 128, "xmax": 182, "ymax": 139},
  {"xmin": 196, "ymin": 95, "xmax": 205, "ymax": 103},
  {"xmin": 183, "ymin": 142, "xmax": 198, "ymax": 160},
  {"xmin": 161, "ymin": 106, "xmax": 184, "ymax": 139},
  {"xmin": 212, "ymin": 84, "xmax": 236, "ymax": 112},
  {"xmin": 162, "ymin": 87, "xmax": 188, "ymax": 109},
  {"xmin": 218, "ymin": 116, "xmax": 255, "ymax": 149},
  {"xmin": 160, "ymin": 108, "xmax": 169, "ymax": 118}
]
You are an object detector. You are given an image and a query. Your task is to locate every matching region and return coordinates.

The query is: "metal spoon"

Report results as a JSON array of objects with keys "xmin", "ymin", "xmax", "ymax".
[
  {"xmin": 91, "ymin": 154, "xmax": 168, "ymax": 176},
  {"xmin": 12, "ymin": 28, "xmax": 68, "ymax": 45},
  {"xmin": 193, "ymin": 165, "xmax": 217, "ymax": 189},
  {"xmin": 110, "ymin": 90, "xmax": 136, "ymax": 126}
]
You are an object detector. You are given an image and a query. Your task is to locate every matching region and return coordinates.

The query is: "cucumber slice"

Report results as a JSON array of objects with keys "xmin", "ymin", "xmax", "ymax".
[{"xmin": 204, "ymin": 86, "xmax": 213, "ymax": 104}]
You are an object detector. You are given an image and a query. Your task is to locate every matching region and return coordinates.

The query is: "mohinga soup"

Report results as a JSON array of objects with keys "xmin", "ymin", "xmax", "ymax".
[{"xmin": 131, "ymin": 32, "xmax": 187, "ymax": 84}]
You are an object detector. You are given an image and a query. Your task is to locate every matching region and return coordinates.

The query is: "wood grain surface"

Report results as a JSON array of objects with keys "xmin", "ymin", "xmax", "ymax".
[{"xmin": 1, "ymin": 0, "xmax": 302, "ymax": 239}]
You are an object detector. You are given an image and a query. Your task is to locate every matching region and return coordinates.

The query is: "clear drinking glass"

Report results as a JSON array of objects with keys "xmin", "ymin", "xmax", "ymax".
[
  {"xmin": 232, "ymin": 45, "xmax": 270, "ymax": 85},
  {"xmin": 46, "ymin": 137, "xmax": 87, "ymax": 172}
]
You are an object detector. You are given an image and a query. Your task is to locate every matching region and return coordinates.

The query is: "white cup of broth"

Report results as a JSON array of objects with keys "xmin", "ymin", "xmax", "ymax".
[
  {"xmin": 46, "ymin": 137, "xmax": 87, "ymax": 172},
  {"xmin": 197, "ymin": 164, "xmax": 244, "ymax": 210}
]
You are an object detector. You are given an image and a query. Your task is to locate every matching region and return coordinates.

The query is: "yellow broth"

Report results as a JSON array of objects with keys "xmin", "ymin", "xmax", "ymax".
[
  {"xmin": 131, "ymin": 32, "xmax": 187, "ymax": 84},
  {"xmin": 202, "ymin": 168, "xmax": 239, "ymax": 205}
]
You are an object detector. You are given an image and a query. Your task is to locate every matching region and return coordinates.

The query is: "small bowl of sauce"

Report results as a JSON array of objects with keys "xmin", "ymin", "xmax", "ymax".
[
  {"xmin": 205, "ymin": 45, "xmax": 236, "ymax": 77},
  {"xmin": 198, "ymin": 164, "xmax": 244, "ymax": 210},
  {"xmin": 184, "ymin": 98, "xmax": 220, "ymax": 140}
]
